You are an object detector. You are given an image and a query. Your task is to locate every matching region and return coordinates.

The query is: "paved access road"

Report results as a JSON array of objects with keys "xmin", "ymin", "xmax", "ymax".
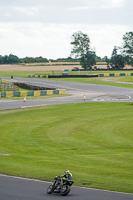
[
  {"xmin": 1, "ymin": 77, "xmax": 133, "ymax": 110},
  {"xmin": 0, "ymin": 174, "xmax": 133, "ymax": 200}
]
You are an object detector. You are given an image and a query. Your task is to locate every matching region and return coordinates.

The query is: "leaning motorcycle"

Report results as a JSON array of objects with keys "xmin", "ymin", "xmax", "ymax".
[{"xmin": 47, "ymin": 176, "xmax": 74, "ymax": 196}]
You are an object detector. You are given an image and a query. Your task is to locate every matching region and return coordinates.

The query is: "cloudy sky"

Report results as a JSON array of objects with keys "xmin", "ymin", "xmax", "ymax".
[{"xmin": 0, "ymin": 0, "xmax": 132, "ymax": 59}]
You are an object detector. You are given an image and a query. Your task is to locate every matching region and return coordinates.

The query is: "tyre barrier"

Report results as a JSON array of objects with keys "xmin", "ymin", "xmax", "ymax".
[
  {"xmin": 27, "ymin": 74, "xmax": 98, "ymax": 78},
  {"xmin": 28, "ymin": 75, "xmax": 48, "ymax": 78},
  {"xmin": 28, "ymin": 73, "xmax": 133, "ymax": 79},
  {"xmin": 0, "ymin": 89, "xmax": 65, "ymax": 98},
  {"xmin": 99, "ymin": 73, "xmax": 133, "ymax": 77}
]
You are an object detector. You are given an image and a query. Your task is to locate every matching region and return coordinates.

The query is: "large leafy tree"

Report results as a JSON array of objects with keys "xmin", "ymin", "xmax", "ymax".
[
  {"xmin": 122, "ymin": 31, "xmax": 133, "ymax": 66},
  {"xmin": 71, "ymin": 31, "xmax": 96, "ymax": 69},
  {"xmin": 80, "ymin": 51, "xmax": 96, "ymax": 69},
  {"xmin": 71, "ymin": 31, "xmax": 90, "ymax": 58},
  {"xmin": 110, "ymin": 46, "xmax": 125, "ymax": 69}
]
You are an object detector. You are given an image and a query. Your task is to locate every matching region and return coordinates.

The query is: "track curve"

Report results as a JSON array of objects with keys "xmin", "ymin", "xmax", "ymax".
[
  {"xmin": 0, "ymin": 174, "xmax": 133, "ymax": 200},
  {"xmin": 1, "ymin": 77, "xmax": 133, "ymax": 110}
]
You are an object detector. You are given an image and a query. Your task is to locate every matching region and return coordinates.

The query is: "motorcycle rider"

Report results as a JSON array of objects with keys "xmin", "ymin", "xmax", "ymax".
[
  {"xmin": 54, "ymin": 170, "xmax": 73, "ymax": 187},
  {"xmin": 62, "ymin": 169, "xmax": 73, "ymax": 181}
]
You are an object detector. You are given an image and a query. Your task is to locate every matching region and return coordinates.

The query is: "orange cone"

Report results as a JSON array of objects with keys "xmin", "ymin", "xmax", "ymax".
[
  {"xmin": 24, "ymin": 97, "xmax": 26, "ymax": 102},
  {"xmin": 83, "ymin": 94, "xmax": 86, "ymax": 101}
]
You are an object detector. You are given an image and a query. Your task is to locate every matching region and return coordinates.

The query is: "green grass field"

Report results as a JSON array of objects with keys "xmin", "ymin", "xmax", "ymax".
[{"xmin": 0, "ymin": 103, "xmax": 133, "ymax": 193}]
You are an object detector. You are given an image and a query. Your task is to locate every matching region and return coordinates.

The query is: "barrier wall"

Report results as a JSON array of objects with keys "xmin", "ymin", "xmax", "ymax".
[
  {"xmin": 28, "ymin": 72, "xmax": 133, "ymax": 79},
  {"xmin": 28, "ymin": 74, "xmax": 98, "ymax": 78},
  {"xmin": 28, "ymin": 75, "xmax": 48, "ymax": 78},
  {"xmin": 99, "ymin": 73, "xmax": 133, "ymax": 77},
  {"xmin": 0, "ymin": 89, "xmax": 65, "ymax": 98}
]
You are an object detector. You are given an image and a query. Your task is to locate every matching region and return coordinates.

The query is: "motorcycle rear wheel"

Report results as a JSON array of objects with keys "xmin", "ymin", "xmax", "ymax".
[{"xmin": 60, "ymin": 185, "xmax": 71, "ymax": 196}]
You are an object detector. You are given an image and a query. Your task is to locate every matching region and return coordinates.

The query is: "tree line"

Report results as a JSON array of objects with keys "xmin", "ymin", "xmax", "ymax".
[
  {"xmin": 0, "ymin": 54, "xmax": 108, "ymax": 65},
  {"xmin": 70, "ymin": 31, "xmax": 133, "ymax": 69},
  {"xmin": 0, "ymin": 31, "xmax": 132, "ymax": 69},
  {"xmin": 0, "ymin": 55, "xmax": 48, "ymax": 64}
]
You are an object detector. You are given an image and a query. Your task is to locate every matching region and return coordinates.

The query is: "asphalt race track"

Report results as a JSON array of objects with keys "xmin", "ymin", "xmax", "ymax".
[
  {"xmin": 0, "ymin": 77, "xmax": 133, "ymax": 199},
  {"xmin": 1, "ymin": 174, "xmax": 133, "ymax": 200},
  {"xmin": 0, "ymin": 77, "xmax": 133, "ymax": 110}
]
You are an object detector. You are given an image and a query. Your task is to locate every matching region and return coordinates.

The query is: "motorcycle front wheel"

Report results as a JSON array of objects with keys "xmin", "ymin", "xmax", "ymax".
[
  {"xmin": 47, "ymin": 184, "xmax": 54, "ymax": 194},
  {"xmin": 60, "ymin": 185, "xmax": 71, "ymax": 196}
]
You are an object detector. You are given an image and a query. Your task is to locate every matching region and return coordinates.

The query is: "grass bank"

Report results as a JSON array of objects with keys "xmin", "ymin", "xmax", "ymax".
[{"xmin": 0, "ymin": 102, "xmax": 133, "ymax": 193}]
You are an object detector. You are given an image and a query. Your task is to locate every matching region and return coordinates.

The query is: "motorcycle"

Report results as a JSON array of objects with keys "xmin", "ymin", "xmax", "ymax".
[{"xmin": 47, "ymin": 176, "xmax": 74, "ymax": 196}]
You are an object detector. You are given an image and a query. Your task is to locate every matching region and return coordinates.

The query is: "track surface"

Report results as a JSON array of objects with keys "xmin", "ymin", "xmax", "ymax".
[
  {"xmin": 1, "ymin": 77, "xmax": 133, "ymax": 110},
  {"xmin": 0, "ymin": 175, "xmax": 133, "ymax": 200},
  {"xmin": 1, "ymin": 78, "xmax": 133, "ymax": 199}
]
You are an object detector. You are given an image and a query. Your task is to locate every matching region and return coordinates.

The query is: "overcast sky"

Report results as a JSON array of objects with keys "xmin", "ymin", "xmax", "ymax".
[{"xmin": 0, "ymin": 0, "xmax": 132, "ymax": 59}]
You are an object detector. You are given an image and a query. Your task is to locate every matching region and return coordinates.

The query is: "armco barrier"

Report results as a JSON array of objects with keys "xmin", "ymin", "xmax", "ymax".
[{"xmin": 0, "ymin": 89, "xmax": 65, "ymax": 98}]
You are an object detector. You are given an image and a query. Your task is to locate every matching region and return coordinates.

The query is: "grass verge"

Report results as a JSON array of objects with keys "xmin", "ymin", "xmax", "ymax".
[{"xmin": 0, "ymin": 102, "xmax": 133, "ymax": 193}]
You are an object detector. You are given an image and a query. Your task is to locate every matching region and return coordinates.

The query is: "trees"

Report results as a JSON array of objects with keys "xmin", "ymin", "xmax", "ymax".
[
  {"xmin": 80, "ymin": 51, "xmax": 96, "ymax": 69},
  {"xmin": 110, "ymin": 46, "xmax": 125, "ymax": 69},
  {"xmin": 71, "ymin": 31, "xmax": 90, "ymax": 58},
  {"xmin": 71, "ymin": 31, "xmax": 96, "ymax": 69},
  {"xmin": 0, "ymin": 54, "xmax": 19, "ymax": 64},
  {"xmin": 19, "ymin": 56, "xmax": 48, "ymax": 63},
  {"xmin": 122, "ymin": 31, "xmax": 133, "ymax": 66}
]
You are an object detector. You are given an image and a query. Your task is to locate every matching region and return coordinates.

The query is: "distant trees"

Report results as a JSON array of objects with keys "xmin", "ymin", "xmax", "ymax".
[
  {"xmin": 0, "ymin": 54, "xmax": 19, "ymax": 64},
  {"xmin": 109, "ymin": 31, "xmax": 133, "ymax": 69},
  {"xmin": 19, "ymin": 56, "xmax": 48, "ymax": 63},
  {"xmin": 0, "ymin": 55, "xmax": 48, "ymax": 64},
  {"xmin": 0, "ymin": 31, "xmax": 132, "ymax": 68},
  {"xmin": 110, "ymin": 46, "xmax": 125, "ymax": 69},
  {"xmin": 71, "ymin": 31, "xmax": 96, "ymax": 69},
  {"xmin": 121, "ymin": 32, "xmax": 133, "ymax": 66},
  {"xmin": 80, "ymin": 51, "xmax": 96, "ymax": 69},
  {"xmin": 50, "ymin": 57, "xmax": 80, "ymax": 62}
]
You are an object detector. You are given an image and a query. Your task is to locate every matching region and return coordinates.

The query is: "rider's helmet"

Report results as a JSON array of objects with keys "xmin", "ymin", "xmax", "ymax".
[{"xmin": 64, "ymin": 169, "xmax": 70, "ymax": 174}]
